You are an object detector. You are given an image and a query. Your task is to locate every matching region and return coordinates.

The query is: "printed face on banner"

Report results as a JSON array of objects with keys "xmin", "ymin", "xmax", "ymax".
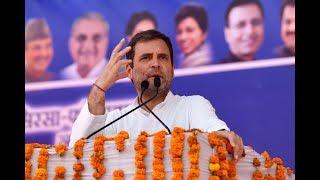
[
  {"xmin": 69, "ymin": 19, "xmax": 108, "ymax": 77},
  {"xmin": 128, "ymin": 19, "xmax": 156, "ymax": 41},
  {"xmin": 225, "ymin": 4, "xmax": 264, "ymax": 59},
  {"xmin": 281, "ymin": 5, "xmax": 295, "ymax": 52},
  {"xmin": 176, "ymin": 17, "xmax": 207, "ymax": 56},
  {"xmin": 25, "ymin": 38, "xmax": 53, "ymax": 75},
  {"xmin": 127, "ymin": 39, "xmax": 174, "ymax": 93}
]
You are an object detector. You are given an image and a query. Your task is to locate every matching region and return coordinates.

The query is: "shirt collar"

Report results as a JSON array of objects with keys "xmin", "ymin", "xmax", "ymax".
[{"xmin": 132, "ymin": 91, "xmax": 174, "ymax": 114}]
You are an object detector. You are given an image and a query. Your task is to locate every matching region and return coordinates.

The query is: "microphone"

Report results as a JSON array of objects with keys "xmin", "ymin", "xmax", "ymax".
[
  {"xmin": 86, "ymin": 82, "xmax": 158, "ymax": 139},
  {"xmin": 139, "ymin": 76, "xmax": 171, "ymax": 134}
]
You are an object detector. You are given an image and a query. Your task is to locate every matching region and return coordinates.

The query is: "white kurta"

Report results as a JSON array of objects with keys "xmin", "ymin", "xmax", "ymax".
[{"xmin": 69, "ymin": 91, "xmax": 229, "ymax": 147}]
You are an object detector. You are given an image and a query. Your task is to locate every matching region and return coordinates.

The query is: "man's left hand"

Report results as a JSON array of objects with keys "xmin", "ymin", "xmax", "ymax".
[{"xmin": 215, "ymin": 130, "xmax": 244, "ymax": 161}]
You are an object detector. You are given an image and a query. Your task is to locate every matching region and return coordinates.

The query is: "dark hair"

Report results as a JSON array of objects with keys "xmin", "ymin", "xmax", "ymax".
[
  {"xmin": 126, "ymin": 30, "xmax": 173, "ymax": 67},
  {"xmin": 125, "ymin": 11, "xmax": 158, "ymax": 36},
  {"xmin": 280, "ymin": 0, "xmax": 295, "ymax": 20},
  {"xmin": 224, "ymin": 0, "xmax": 264, "ymax": 27},
  {"xmin": 175, "ymin": 3, "xmax": 208, "ymax": 33}
]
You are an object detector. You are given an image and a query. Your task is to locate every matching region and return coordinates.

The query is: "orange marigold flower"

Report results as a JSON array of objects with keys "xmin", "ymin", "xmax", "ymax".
[
  {"xmin": 220, "ymin": 160, "xmax": 229, "ymax": 171},
  {"xmin": 208, "ymin": 132, "xmax": 223, "ymax": 146},
  {"xmin": 34, "ymin": 168, "xmax": 47, "ymax": 180},
  {"xmin": 38, "ymin": 148, "xmax": 49, "ymax": 169},
  {"xmin": 171, "ymin": 172, "xmax": 183, "ymax": 180},
  {"xmin": 152, "ymin": 171, "xmax": 165, "ymax": 180},
  {"xmin": 25, "ymin": 161, "xmax": 32, "ymax": 180},
  {"xmin": 55, "ymin": 143, "xmax": 67, "ymax": 156},
  {"xmin": 55, "ymin": 166, "xmax": 66, "ymax": 176},
  {"xmin": 216, "ymin": 169, "xmax": 228, "ymax": 177},
  {"xmin": 261, "ymin": 151, "xmax": 271, "ymax": 160},
  {"xmin": 272, "ymin": 157, "xmax": 283, "ymax": 165},
  {"xmin": 253, "ymin": 157, "xmax": 261, "ymax": 167},
  {"xmin": 210, "ymin": 155, "xmax": 220, "ymax": 164},
  {"xmin": 264, "ymin": 174, "xmax": 275, "ymax": 180},
  {"xmin": 113, "ymin": 169, "xmax": 125, "ymax": 177},
  {"xmin": 209, "ymin": 176, "xmax": 220, "ymax": 180},
  {"xmin": 187, "ymin": 169, "xmax": 199, "ymax": 178},
  {"xmin": 134, "ymin": 174, "xmax": 146, "ymax": 180},
  {"xmin": 276, "ymin": 165, "xmax": 285, "ymax": 180},
  {"xmin": 172, "ymin": 160, "xmax": 183, "ymax": 172},
  {"xmin": 264, "ymin": 159, "xmax": 274, "ymax": 168},
  {"xmin": 153, "ymin": 164, "xmax": 165, "ymax": 172},
  {"xmin": 228, "ymin": 160, "xmax": 237, "ymax": 177},
  {"xmin": 286, "ymin": 167, "xmax": 293, "ymax": 176},
  {"xmin": 73, "ymin": 162, "xmax": 84, "ymax": 172},
  {"xmin": 135, "ymin": 160, "xmax": 145, "ymax": 169},
  {"xmin": 25, "ymin": 144, "xmax": 34, "ymax": 161},
  {"xmin": 135, "ymin": 168, "xmax": 146, "ymax": 175},
  {"xmin": 252, "ymin": 170, "xmax": 264, "ymax": 180}
]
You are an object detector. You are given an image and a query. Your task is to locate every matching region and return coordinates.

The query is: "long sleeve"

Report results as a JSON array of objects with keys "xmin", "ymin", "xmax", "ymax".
[
  {"xmin": 189, "ymin": 96, "xmax": 230, "ymax": 132},
  {"xmin": 68, "ymin": 100, "xmax": 108, "ymax": 147}
]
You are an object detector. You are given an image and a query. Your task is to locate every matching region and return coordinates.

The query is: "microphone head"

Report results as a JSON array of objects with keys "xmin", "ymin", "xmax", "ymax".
[
  {"xmin": 154, "ymin": 76, "xmax": 161, "ymax": 88},
  {"xmin": 141, "ymin": 80, "xmax": 149, "ymax": 90}
]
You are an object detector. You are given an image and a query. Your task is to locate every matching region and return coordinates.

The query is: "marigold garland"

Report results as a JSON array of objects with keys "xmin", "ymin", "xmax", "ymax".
[
  {"xmin": 73, "ymin": 138, "xmax": 86, "ymax": 179},
  {"xmin": 134, "ymin": 131, "xmax": 148, "ymax": 180},
  {"xmin": 169, "ymin": 127, "xmax": 185, "ymax": 180},
  {"xmin": 90, "ymin": 134, "xmax": 107, "ymax": 179},
  {"xmin": 54, "ymin": 166, "xmax": 66, "ymax": 180},
  {"xmin": 113, "ymin": 169, "xmax": 124, "ymax": 180},
  {"xmin": 207, "ymin": 132, "xmax": 237, "ymax": 179},
  {"xmin": 152, "ymin": 130, "xmax": 167, "ymax": 180},
  {"xmin": 73, "ymin": 138, "xmax": 86, "ymax": 159},
  {"xmin": 55, "ymin": 143, "xmax": 67, "ymax": 156},
  {"xmin": 258, "ymin": 151, "xmax": 295, "ymax": 180},
  {"xmin": 187, "ymin": 132, "xmax": 200, "ymax": 180},
  {"xmin": 114, "ymin": 131, "xmax": 129, "ymax": 152},
  {"xmin": 38, "ymin": 148, "xmax": 49, "ymax": 169},
  {"xmin": 276, "ymin": 166, "xmax": 285, "ymax": 180},
  {"xmin": 73, "ymin": 162, "xmax": 84, "ymax": 180},
  {"xmin": 25, "ymin": 144, "xmax": 34, "ymax": 161},
  {"xmin": 25, "ymin": 160, "xmax": 32, "ymax": 180}
]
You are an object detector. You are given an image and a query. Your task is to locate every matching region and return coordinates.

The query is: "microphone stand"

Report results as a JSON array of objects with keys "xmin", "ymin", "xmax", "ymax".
[
  {"xmin": 139, "ymin": 92, "xmax": 171, "ymax": 134},
  {"xmin": 86, "ymin": 87, "xmax": 159, "ymax": 139}
]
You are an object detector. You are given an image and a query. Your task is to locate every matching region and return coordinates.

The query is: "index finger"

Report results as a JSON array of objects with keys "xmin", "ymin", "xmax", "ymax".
[{"xmin": 111, "ymin": 38, "xmax": 126, "ymax": 58}]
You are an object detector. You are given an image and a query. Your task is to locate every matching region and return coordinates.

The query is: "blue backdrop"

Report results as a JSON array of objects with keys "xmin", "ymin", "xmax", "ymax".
[{"xmin": 25, "ymin": 0, "xmax": 294, "ymax": 169}]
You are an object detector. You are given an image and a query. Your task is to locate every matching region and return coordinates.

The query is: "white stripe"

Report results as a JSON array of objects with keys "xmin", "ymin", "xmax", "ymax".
[{"xmin": 25, "ymin": 57, "xmax": 295, "ymax": 92}]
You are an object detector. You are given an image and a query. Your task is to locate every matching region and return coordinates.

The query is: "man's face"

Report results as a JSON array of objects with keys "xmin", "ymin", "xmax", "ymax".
[
  {"xmin": 281, "ymin": 5, "xmax": 295, "ymax": 52},
  {"xmin": 225, "ymin": 4, "xmax": 264, "ymax": 59},
  {"xmin": 69, "ymin": 19, "xmax": 108, "ymax": 74},
  {"xmin": 176, "ymin": 17, "xmax": 207, "ymax": 55},
  {"xmin": 127, "ymin": 39, "xmax": 174, "ymax": 94},
  {"xmin": 25, "ymin": 38, "xmax": 53, "ymax": 74},
  {"xmin": 128, "ymin": 19, "xmax": 156, "ymax": 41}
]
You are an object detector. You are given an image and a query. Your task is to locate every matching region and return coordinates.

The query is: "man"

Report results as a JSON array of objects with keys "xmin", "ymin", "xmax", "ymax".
[
  {"xmin": 175, "ymin": 3, "xmax": 213, "ymax": 68},
  {"xmin": 25, "ymin": 18, "xmax": 56, "ymax": 82},
  {"xmin": 221, "ymin": 0, "xmax": 264, "ymax": 63},
  {"xmin": 60, "ymin": 12, "xmax": 109, "ymax": 79},
  {"xmin": 69, "ymin": 30, "xmax": 244, "ymax": 160},
  {"xmin": 274, "ymin": 0, "xmax": 295, "ymax": 57},
  {"xmin": 125, "ymin": 11, "xmax": 158, "ymax": 42}
]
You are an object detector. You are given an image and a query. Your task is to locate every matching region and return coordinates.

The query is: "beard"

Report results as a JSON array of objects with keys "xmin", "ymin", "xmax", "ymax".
[{"xmin": 132, "ymin": 70, "xmax": 173, "ymax": 97}]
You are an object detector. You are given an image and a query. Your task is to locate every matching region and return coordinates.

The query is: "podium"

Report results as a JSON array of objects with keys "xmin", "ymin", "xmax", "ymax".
[{"xmin": 25, "ymin": 129, "xmax": 295, "ymax": 179}]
